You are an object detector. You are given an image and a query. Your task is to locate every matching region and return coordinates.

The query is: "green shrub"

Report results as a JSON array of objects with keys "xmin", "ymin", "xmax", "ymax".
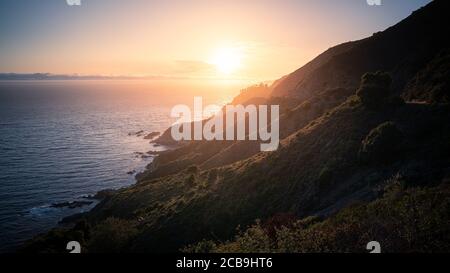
[
  {"xmin": 262, "ymin": 213, "xmax": 298, "ymax": 241},
  {"xmin": 87, "ymin": 218, "xmax": 138, "ymax": 253},
  {"xmin": 216, "ymin": 221, "xmax": 273, "ymax": 253},
  {"xmin": 186, "ymin": 174, "xmax": 196, "ymax": 185},
  {"xmin": 182, "ymin": 240, "xmax": 217, "ymax": 253},
  {"xmin": 186, "ymin": 165, "xmax": 200, "ymax": 174},
  {"xmin": 360, "ymin": 121, "xmax": 403, "ymax": 163},
  {"xmin": 208, "ymin": 169, "xmax": 218, "ymax": 180},
  {"xmin": 356, "ymin": 71, "xmax": 392, "ymax": 109}
]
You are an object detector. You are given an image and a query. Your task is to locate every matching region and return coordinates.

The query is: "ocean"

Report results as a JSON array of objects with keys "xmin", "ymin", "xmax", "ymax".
[{"xmin": 0, "ymin": 80, "xmax": 239, "ymax": 252}]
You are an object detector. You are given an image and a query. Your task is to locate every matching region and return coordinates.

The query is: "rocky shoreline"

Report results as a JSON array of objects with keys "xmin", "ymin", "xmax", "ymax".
[
  {"xmin": 56, "ymin": 130, "xmax": 175, "ymax": 226},
  {"xmin": 58, "ymin": 189, "xmax": 117, "ymax": 224}
]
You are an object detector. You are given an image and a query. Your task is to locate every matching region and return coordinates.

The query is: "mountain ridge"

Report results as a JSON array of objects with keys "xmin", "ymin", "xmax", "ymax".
[{"xmin": 271, "ymin": 0, "xmax": 450, "ymax": 102}]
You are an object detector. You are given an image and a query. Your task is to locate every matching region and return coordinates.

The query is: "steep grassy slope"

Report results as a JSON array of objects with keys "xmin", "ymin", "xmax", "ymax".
[
  {"xmin": 185, "ymin": 183, "xmax": 450, "ymax": 253},
  {"xmin": 23, "ymin": 90, "xmax": 450, "ymax": 252},
  {"xmin": 403, "ymin": 49, "xmax": 450, "ymax": 103},
  {"xmin": 143, "ymin": 86, "xmax": 355, "ymax": 180},
  {"xmin": 143, "ymin": 0, "xmax": 450, "ymax": 182},
  {"xmin": 272, "ymin": 0, "xmax": 450, "ymax": 102}
]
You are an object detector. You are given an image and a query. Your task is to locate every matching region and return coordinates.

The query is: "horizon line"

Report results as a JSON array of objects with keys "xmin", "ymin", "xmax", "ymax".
[{"xmin": 0, "ymin": 72, "xmax": 266, "ymax": 82}]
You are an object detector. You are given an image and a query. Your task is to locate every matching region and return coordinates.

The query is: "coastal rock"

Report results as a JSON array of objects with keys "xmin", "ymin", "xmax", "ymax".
[
  {"xmin": 134, "ymin": 151, "xmax": 156, "ymax": 159},
  {"xmin": 82, "ymin": 189, "xmax": 116, "ymax": 200},
  {"xmin": 50, "ymin": 201, "xmax": 93, "ymax": 209},
  {"xmin": 144, "ymin": 131, "xmax": 160, "ymax": 139},
  {"xmin": 146, "ymin": 150, "xmax": 161, "ymax": 155},
  {"xmin": 128, "ymin": 130, "xmax": 144, "ymax": 137},
  {"xmin": 92, "ymin": 189, "xmax": 116, "ymax": 200}
]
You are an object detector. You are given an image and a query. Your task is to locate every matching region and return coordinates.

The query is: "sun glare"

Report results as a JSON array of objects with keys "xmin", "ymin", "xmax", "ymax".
[{"xmin": 210, "ymin": 46, "xmax": 242, "ymax": 75}]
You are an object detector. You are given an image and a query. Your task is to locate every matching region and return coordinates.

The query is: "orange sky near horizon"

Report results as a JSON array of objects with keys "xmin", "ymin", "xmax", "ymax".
[{"xmin": 0, "ymin": 0, "xmax": 431, "ymax": 83}]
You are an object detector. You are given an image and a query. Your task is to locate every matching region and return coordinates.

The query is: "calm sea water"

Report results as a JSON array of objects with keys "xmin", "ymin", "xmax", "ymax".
[{"xmin": 0, "ymin": 80, "xmax": 239, "ymax": 252}]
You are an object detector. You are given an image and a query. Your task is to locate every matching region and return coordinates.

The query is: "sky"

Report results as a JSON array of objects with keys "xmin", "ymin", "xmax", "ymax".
[{"xmin": 0, "ymin": 0, "xmax": 432, "ymax": 82}]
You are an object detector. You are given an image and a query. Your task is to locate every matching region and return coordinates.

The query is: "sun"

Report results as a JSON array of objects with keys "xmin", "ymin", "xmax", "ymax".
[{"xmin": 210, "ymin": 46, "xmax": 242, "ymax": 75}]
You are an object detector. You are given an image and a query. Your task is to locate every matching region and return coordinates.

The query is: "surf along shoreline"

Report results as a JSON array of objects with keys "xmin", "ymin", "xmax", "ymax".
[{"xmin": 56, "ymin": 130, "xmax": 171, "ymax": 226}]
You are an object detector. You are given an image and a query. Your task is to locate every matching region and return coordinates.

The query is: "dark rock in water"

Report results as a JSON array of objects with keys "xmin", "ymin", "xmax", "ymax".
[
  {"xmin": 144, "ymin": 131, "xmax": 161, "ymax": 139},
  {"xmin": 150, "ymin": 125, "xmax": 187, "ymax": 147},
  {"xmin": 81, "ymin": 189, "xmax": 116, "ymax": 200},
  {"xmin": 128, "ymin": 130, "xmax": 144, "ymax": 137},
  {"xmin": 146, "ymin": 150, "xmax": 161, "ymax": 155},
  {"xmin": 134, "ymin": 151, "xmax": 157, "ymax": 158},
  {"xmin": 127, "ymin": 170, "xmax": 136, "ymax": 175},
  {"xmin": 50, "ymin": 201, "xmax": 93, "ymax": 209},
  {"xmin": 92, "ymin": 189, "xmax": 116, "ymax": 200},
  {"xmin": 81, "ymin": 194, "xmax": 94, "ymax": 199}
]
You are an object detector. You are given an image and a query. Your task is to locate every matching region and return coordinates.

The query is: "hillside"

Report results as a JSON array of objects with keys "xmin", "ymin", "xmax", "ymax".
[
  {"xmin": 84, "ymin": 90, "xmax": 450, "ymax": 252},
  {"xmin": 272, "ymin": 0, "xmax": 450, "ymax": 102},
  {"xmin": 145, "ymin": 0, "xmax": 450, "ymax": 180},
  {"xmin": 184, "ymin": 183, "xmax": 450, "ymax": 253},
  {"xmin": 22, "ymin": 0, "xmax": 450, "ymax": 253},
  {"xmin": 23, "ymin": 87, "xmax": 450, "ymax": 253}
]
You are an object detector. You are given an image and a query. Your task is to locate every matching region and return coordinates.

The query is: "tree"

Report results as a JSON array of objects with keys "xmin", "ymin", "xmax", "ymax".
[
  {"xmin": 360, "ymin": 121, "xmax": 403, "ymax": 163},
  {"xmin": 356, "ymin": 71, "xmax": 392, "ymax": 109}
]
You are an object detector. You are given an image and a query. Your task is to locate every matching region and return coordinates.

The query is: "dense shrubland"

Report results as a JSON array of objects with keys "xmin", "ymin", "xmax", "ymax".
[{"xmin": 184, "ymin": 181, "xmax": 450, "ymax": 253}]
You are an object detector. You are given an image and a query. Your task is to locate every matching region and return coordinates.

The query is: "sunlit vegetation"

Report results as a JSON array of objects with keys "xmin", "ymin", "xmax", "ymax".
[{"xmin": 184, "ymin": 182, "xmax": 450, "ymax": 253}]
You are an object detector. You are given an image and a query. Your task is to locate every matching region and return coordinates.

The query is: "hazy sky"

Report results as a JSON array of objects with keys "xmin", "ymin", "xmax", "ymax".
[{"xmin": 0, "ymin": 0, "xmax": 431, "ymax": 81}]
